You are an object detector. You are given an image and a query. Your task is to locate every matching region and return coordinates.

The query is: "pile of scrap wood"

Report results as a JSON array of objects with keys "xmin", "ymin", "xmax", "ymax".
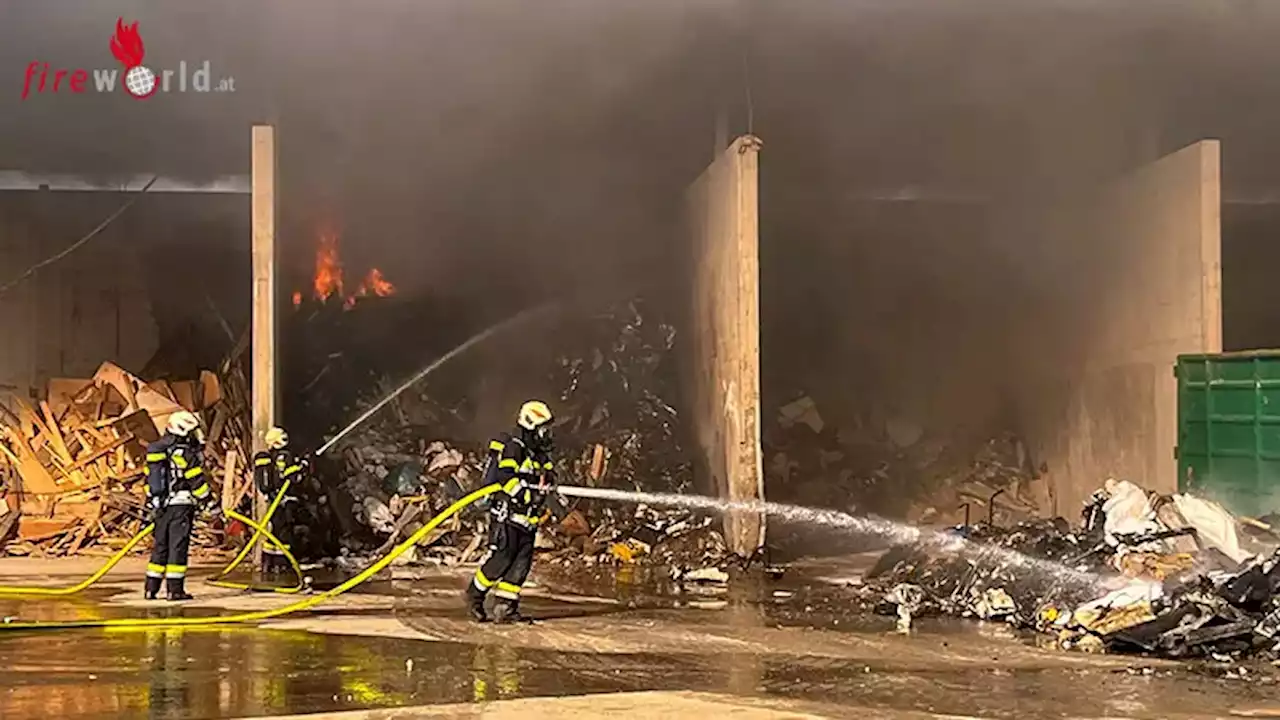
[{"xmin": 0, "ymin": 338, "xmax": 254, "ymax": 557}]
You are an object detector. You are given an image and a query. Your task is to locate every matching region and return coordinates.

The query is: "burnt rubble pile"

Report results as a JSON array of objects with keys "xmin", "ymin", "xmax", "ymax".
[
  {"xmin": 871, "ymin": 478, "xmax": 1280, "ymax": 660},
  {"xmin": 765, "ymin": 394, "xmax": 1043, "ymax": 524},
  {"xmin": 332, "ymin": 299, "xmax": 724, "ymax": 572}
]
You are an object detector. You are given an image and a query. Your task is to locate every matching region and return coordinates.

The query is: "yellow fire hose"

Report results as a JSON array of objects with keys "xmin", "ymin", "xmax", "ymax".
[
  {"xmin": 0, "ymin": 484, "xmax": 497, "ymax": 632},
  {"xmin": 207, "ymin": 509, "xmax": 305, "ymax": 594},
  {"xmin": 0, "ymin": 523, "xmax": 157, "ymax": 596},
  {"xmin": 206, "ymin": 481, "xmax": 305, "ymax": 594},
  {"xmin": 0, "ymin": 484, "xmax": 300, "ymax": 597}
]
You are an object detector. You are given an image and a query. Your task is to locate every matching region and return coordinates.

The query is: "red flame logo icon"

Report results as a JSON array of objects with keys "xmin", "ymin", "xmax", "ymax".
[
  {"xmin": 109, "ymin": 18, "xmax": 145, "ymax": 68},
  {"xmin": 109, "ymin": 18, "xmax": 157, "ymax": 99}
]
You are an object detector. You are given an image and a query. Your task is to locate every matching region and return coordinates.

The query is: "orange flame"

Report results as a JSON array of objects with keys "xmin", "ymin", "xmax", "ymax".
[
  {"xmin": 363, "ymin": 268, "xmax": 396, "ymax": 297},
  {"xmin": 313, "ymin": 230, "xmax": 343, "ymax": 301},
  {"xmin": 296, "ymin": 228, "xmax": 396, "ymax": 311}
]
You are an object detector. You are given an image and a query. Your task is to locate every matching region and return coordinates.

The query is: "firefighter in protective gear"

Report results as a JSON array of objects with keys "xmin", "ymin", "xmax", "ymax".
[
  {"xmin": 145, "ymin": 410, "xmax": 220, "ymax": 600},
  {"xmin": 466, "ymin": 401, "xmax": 567, "ymax": 623},
  {"xmin": 253, "ymin": 426, "xmax": 307, "ymax": 574}
]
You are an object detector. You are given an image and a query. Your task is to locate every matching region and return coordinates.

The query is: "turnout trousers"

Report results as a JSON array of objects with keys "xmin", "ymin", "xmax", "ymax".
[
  {"xmin": 467, "ymin": 522, "xmax": 536, "ymax": 611},
  {"xmin": 145, "ymin": 504, "xmax": 195, "ymax": 596},
  {"xmin": 262, "ymin": 500, "xmax": 296, "ymax": 573}
]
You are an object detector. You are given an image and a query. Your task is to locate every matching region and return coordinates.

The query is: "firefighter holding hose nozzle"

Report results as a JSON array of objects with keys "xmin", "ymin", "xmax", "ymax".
[
  {"xmin": 144, "ymin": 410, "xmax": 221, "ymax": 601},
  {"xmin": 466, "ymin": 401, "xmax": 566, "ymax": 623},
  {"xmin": 254, "ymin": 426, "xmax": 307, "ymax": 575}
]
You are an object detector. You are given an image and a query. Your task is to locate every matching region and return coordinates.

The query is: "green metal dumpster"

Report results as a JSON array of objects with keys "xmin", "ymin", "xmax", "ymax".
[{"xmin": 1177, "ymin": 350, "xmax": 1280, "ymax": 517}]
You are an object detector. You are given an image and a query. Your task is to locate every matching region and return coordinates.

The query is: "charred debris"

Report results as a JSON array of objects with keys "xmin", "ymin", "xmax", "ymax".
[{"xmin": 869, "ymin": 478, "xmax": 1280, "ymax": 663}]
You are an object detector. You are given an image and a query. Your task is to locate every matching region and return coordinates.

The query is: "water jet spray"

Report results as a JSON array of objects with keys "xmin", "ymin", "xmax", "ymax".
[
  {"xmin": 557, "ymin": 485, "xmax": 1102, "ymax": 588},
  {"xmin": 316, "ymin": 303, "xmax": 557, "ymax": 456}
]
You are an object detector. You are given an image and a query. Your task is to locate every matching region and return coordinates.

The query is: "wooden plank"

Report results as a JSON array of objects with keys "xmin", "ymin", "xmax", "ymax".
[
  {"xmin": 221, "ymin": 449, "xmax": 240, "ymax": 512},
  {"xmin": 47, "ymin": 378, "xmax": 93, "ymax": 417},
  {"xmin": 171, "ymin": 381, "xmax": 197, "ymax": 411},
  {"xmin": 2, "ymin": 426, "xmax": 61, "ymax": 495},
  {"xmin": 208, "ymin": 404, "xmax": 229, "ymax": 446},
  {"xmin": 69, "ymin": 435, "xmax": 131, "ymax": 472},
  {"xmin": 199, "ymin": 370, "xmax": 223, "ymax": 410},
  {"xmin": 18, "ymin": 517, "xmax": 78, "ymax": 541},
  {"xmin": 92, "ymin": 385, "xmax": 107, "ymax": 421},
  {"xmin": 39, "ymin": 401, "xmax": 71, "ymax": 462},
  {"xmin": 14, "ymin": 398, "xmax": 45, "ymax": 443},
  {"xmin": 40, "ymin": 400, "xmax": 87, "ymax": 486}
]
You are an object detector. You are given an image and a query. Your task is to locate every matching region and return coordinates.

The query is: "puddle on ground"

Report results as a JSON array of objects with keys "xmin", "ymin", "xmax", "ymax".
[
  {"xmin": 2, "ymin": 566, "xmax": 1278, "ymax": 719},
  {"xmin": 1, "ymin": 618, "xmax": 1275, "ymax": 720}
]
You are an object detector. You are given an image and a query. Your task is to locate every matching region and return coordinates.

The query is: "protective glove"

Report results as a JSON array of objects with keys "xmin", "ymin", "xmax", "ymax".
[{"xmin": 148, "ymin": 495, "xmax": 164, "ymax": 522}]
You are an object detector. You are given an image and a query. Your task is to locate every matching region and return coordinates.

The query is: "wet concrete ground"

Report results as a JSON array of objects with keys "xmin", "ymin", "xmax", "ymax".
[{"xmin": 2, "ymin": 556, "xmax": 1280, "ymax": 719}]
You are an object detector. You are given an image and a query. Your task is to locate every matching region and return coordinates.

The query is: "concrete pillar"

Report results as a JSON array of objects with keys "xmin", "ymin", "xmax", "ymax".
[
  {"xmin": 685, "ymin": 135, "xmax": 765, "ymax": 557},
  {"xmin": 250, "ymin": 125, "xmax": 278, "ymax": 567}
]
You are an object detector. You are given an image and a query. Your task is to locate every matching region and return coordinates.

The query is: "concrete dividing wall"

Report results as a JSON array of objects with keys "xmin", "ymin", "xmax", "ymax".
[
  {"xmin": 685, "ymin": 135, "xmax": 765, "ymax": 556},
  {"xmin": 1015, "ymin": 140, "xmax": 1222, "ymax": 515}
]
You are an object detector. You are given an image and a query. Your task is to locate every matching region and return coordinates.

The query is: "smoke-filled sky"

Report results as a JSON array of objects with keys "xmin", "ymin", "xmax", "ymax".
[{"xmin": 3, "ymin": 1, "xmax": 1280, "ymax": 306}]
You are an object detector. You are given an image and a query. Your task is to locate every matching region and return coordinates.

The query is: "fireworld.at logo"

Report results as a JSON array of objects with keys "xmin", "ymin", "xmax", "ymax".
[{"xmin": 21, "ymin": 18, "xmax": 236, "ymax": 100}]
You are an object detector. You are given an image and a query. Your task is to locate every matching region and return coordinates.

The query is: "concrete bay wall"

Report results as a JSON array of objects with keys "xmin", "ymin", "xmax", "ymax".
[
  {"xmin": 1014, "ymin": 140, "xmax": 1222, "ymax": 515},
  {"xmin": 685, "ymin": 135, "xmax": 765, "ymax": 556}
]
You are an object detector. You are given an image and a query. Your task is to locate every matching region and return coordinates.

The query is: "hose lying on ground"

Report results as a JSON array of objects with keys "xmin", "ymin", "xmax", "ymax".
[
  {"xmin": 0, "ymin": 484, "xmax": 499, "ymax": 632},
  {"xmin": 206, "ymin": 480, "xmax": 305, "ymax": 594},
  {"xmin": 0, "ymin": 484, "xmax": 300, "ymax": 597},
  {"xmin": 0, "ymin": 524, "xmax": 157, "ymax": 596}
]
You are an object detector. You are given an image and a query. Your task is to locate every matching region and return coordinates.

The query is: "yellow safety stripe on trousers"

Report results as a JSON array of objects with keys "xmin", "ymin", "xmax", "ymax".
[
  {"xmin": 281, "ymin": 464, "xmax": 302, "ymax": 477},
  {"xmin": 494, "ymin": 582, "xmax": 521, "ymax": 600},
  {"xmin": 183, "ymin": 466, "xmax": 204, "ymax": 480},
  {"xmin": 473, "ymin": 569, "xmax": 496, "ymax": 589},
  {"xmin": 164, "ymin": 565, "xmax": 187, "ymax": 578},
  {"xmin": 146, "ymin": 563, "xmax": 165, "ymax": 578},
  {"xmin": 489, "ymin": 440, "xmax": 505, "ymax": 452}
]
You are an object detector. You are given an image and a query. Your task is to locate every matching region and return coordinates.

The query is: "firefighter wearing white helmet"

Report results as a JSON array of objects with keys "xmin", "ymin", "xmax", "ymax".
[
  {"xmin": 466, "ymin": 400, "xmax": 566, "ymax": 623},
  {"xmin": 253, "ymin": 425, "xmax": 308, "ymax": 574},
  {"xmin": 144, "ymin": 410, "xmax": 221, "ymax": 600}
]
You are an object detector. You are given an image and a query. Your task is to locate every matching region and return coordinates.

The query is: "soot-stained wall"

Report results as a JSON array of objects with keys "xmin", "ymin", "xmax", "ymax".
[
  {"xmin": 0, "ymin": 196, "xmax": 160, "ymax": 404},
  {"xmin": 1011, "ymin": 140, "xmax": 1222, "ymax": 515},
  {"xmin": 760, "ymin": 142, "xmax": 1221, "ymax": 522}
]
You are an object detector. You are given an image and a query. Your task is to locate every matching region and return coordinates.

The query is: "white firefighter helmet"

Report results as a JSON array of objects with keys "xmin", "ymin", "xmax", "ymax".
[
  {"xmin": 265, "ymin": 426, "xmax": 288, "ymax": 450},
  {"xmin": 517, "ymin": 400, "xmax": 553, "ymax": 431},
  {"xmin": 166, "ymin": 410, "xmax": 201, "ymax": 438}
]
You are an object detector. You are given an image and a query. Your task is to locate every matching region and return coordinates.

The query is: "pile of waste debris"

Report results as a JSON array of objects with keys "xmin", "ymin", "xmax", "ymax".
[
  {"xmin": 0, "ymin": 340, "xmax": 255, "ymax": 557},
  {"xmin": 764, "ymin": 393, "xmax": 1044, "ymax": 525},
  {"xmin": 331, "ymin": 299, "xmax": 725, "ymax": 573},
  {"xmin": 871, "ymin": 478, "xmax": 1280, "ymax": 660}
]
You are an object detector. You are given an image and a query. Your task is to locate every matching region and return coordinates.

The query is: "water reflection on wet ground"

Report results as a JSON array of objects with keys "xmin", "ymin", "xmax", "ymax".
[
  {"xmin": 4, "ymin": 615, "xmax": 1278, "ymax": 720},
  {"xmin": 2, "ymin": 563, "xmax": 1280, "ymax": 719}
]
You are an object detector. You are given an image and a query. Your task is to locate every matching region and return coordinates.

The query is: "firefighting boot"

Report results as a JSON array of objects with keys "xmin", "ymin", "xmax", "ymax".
[
  {"xmin": 491, "ymin": 598, "xmax": 531, "ymax": 625},
  {"xmin": 144, "ymin": 575, "xmax": 162, "ymax": 600},
  {"xmin": 166, "ymin": 576, "xmax": 194, "ymax": 601},
  {"xmin": 466, "ymin": 586, "xmax": 489, "ymax": 623},
  {"xmin": 263, "ymin": 552, "xmax": 284, "ymax": 577}
]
